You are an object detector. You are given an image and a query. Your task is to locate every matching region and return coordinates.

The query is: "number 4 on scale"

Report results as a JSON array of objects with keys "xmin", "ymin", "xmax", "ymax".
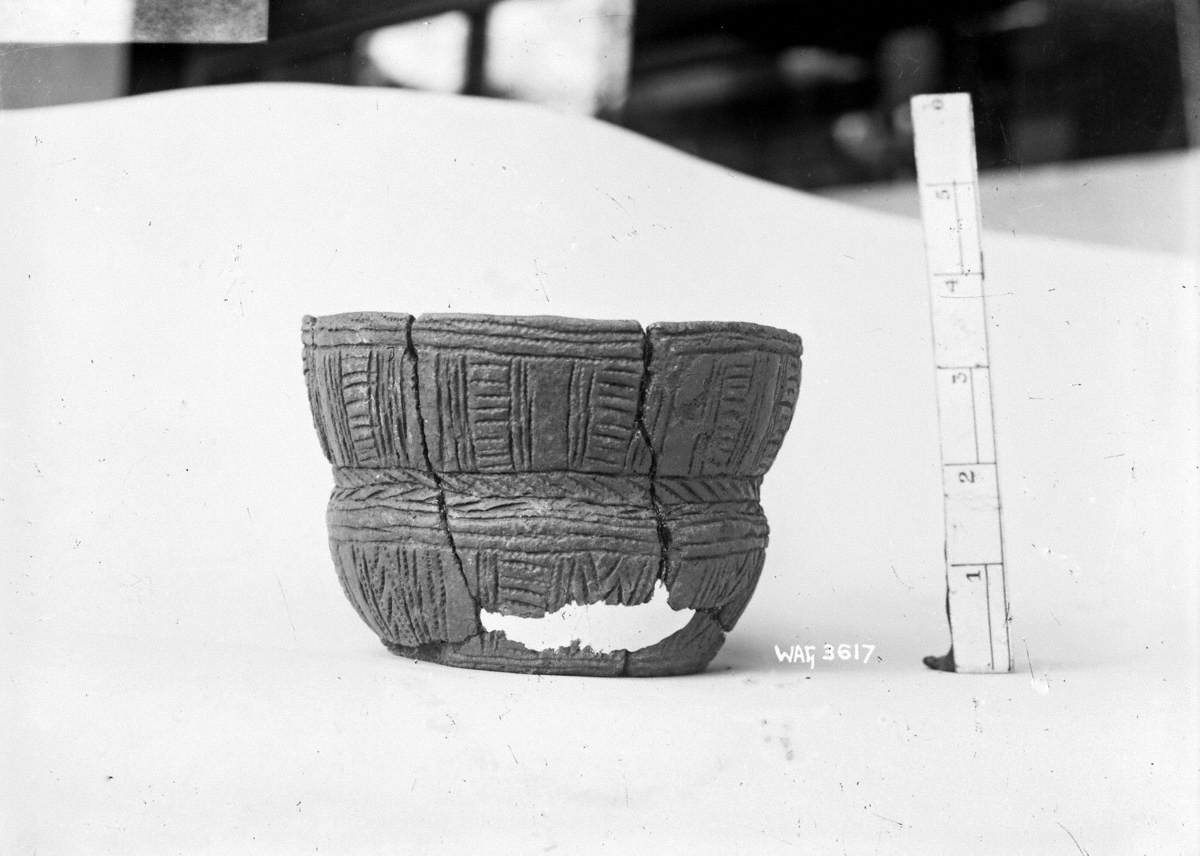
[{"xmin": 912, "ymin": 93, "xmax": 1013, "ymax": 674}]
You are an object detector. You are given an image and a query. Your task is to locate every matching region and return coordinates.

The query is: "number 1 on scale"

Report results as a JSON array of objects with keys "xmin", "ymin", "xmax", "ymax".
[{"xmin": 912, "ymin": 93, "xmax": 1013, "ymax": 674}]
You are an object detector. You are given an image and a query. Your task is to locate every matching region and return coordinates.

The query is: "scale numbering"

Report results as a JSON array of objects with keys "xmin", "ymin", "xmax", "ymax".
[{"xmin": 911, "ymin": 93, "xmax": 1013, "ymax": 674}]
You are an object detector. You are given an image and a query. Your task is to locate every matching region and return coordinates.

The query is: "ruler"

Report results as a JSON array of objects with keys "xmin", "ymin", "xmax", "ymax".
[{"xmin": 911, "ymin": 93, "xmax": 1012, "ymax": 674}]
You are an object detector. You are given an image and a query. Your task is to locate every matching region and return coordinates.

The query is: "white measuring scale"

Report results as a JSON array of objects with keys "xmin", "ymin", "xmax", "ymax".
[{"xmin": 911, "ymin": 93, "xmax": 1012, "ymax": 674}]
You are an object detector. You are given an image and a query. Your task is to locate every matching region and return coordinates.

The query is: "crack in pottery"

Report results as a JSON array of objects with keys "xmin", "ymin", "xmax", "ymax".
[{"xmin": 302, "ymin": 312, "xmax": 803, "ymax": 676}]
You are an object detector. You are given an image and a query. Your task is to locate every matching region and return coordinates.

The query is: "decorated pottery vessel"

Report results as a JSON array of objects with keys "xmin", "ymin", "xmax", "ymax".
[{"xmin": 302, "ymin": 312, "xmax": 802, "ymax": 676}]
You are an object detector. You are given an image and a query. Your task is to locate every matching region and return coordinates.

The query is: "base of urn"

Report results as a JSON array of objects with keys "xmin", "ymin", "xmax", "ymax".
[{"xmin": 385, "ymin": 611, "xmax": 726, "ymax": 677}]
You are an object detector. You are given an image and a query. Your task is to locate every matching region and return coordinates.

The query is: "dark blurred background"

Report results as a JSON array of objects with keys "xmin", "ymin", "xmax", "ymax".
[{"xmin": 2, "ymin": 0, "xmax": 1196, "ymax": 192}]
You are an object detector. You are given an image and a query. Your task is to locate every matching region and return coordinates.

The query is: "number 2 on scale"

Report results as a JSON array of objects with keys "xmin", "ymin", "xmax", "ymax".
[{"xmin": 913, "ymin": 92, "xmax": 1012, "ymax": 673}]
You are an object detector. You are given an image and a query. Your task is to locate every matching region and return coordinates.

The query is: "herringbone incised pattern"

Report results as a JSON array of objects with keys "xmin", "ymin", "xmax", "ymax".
[{"xmin": 303, "ymin": 313, "xmax": 802, "ymax": 676}]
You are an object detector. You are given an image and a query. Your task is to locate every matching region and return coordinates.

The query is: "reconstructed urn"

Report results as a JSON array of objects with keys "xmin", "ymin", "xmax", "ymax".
[{"xmin": 302, "ymin": 313, "xmax": 802, "ymax": 676}]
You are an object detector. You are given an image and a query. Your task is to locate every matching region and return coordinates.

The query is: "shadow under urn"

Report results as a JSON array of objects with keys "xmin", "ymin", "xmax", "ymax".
[{"xmin": 302, "ymin": 312, "xmax": 802, "ymax": 676}]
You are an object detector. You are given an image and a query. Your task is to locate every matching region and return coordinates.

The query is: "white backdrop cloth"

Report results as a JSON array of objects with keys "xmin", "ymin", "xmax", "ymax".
[{"xmin": 2, "ymin": 85, "xmax": 1196, "ymax": 854}]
